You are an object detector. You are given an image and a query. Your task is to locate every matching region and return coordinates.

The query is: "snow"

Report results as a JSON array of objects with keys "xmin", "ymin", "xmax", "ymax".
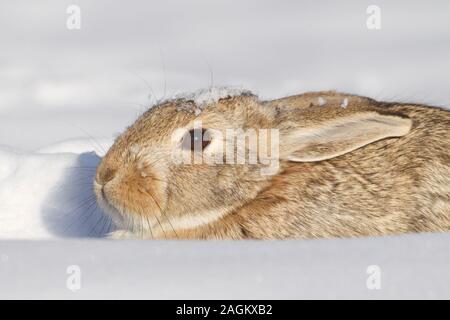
[
  {"xmin": 1, "ymin": 233, "xmax": 450, "ymax": 299},
  {"xmin": 318, "ymin": 97, "xmax": 327, "ymax": 106},
  {"xmin": 173, "ymin": 86, "xmax": 252, "ymax": 107},
  {"xmin": 0, "ymin": 145, "xmax": 114, "ymax": 239},
  {"xmin": 36, "ymin": 138, "xmax": 113, "ymax": 156},
  {"xmin": 169, "ymin": 86, "xmax": 253, "ymax": 115}
]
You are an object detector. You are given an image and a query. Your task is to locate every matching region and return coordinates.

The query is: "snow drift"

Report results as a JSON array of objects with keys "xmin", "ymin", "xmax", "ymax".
[{"xmin": 0, "ymin": 141, "xmax": 114, "ymax": 239}]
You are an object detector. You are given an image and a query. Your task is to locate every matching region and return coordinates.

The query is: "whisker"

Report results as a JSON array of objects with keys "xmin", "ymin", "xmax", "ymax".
[
  {"xmin": 140, "ymin": 215, "xmax": 146, "ymax": 239},
  {"xmin": 145, "ymin": 214, "xmax": 154, "ymax": 240},
  {"xmin": 146, "ymin": 189, "xmax": 177, "ymax": 239},
  {"xmin": 66, "ymin": 194, "xmax": 96, "ymax": 212},
  {"xmin": 75, "ymin": 201, "xmax": 101, "ymax": 236},
  {"xmin": 202, "ymin": 55, "xmax": 214, "ymax": 88},
  {"xmin": 121, "ymin": 205, "xmax": 135, "ymax": 235},
  {"xmin": 137, "ymin": 187, "xmax": 166, "ymax": 239},
  {"xmin": 70, "ymin": 174, "xmax": 96, "ymax": 182},
  {"xmin": 105, "ymin": 216, "xmax": 113, "ymax": 236},
  {"xmin": 69, "ymin": 182, "xmax": 97, "ymax": 188},
  {"xmin": 98, "ymin": 213, "xmax": 110, "ymax": 237},
  {"xmin": 62, "ymin": 198, "xmax": 97, "ymax": 235},
  {"xmin": 67, "ymin": 166, "xmax": 99, "ymax": 170},
  {"xmin": 88, "ymin": 204, "xmax": 108, "ymax": 237},
  {"xmin": 159, "ymin": 46, "xmax": 168, "ymax": 102},
  {"xmin": 126, "ymin": 70, "xmax": 157, "ymax": 106},
  {"xmin": 65, "ymin": 121, "xmax": 108, "ymax": 154}
]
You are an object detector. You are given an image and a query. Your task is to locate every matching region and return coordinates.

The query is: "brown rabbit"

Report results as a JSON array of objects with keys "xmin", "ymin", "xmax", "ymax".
[{"xmin": 94, "ymin": 88, "xmax": 450, "ymax": 239}]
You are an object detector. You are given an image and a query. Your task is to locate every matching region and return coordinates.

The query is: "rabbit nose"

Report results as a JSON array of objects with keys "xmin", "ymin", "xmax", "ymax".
[{"xmin": 97, "ymin": 167, "xmax": 117, "ymax": 185}]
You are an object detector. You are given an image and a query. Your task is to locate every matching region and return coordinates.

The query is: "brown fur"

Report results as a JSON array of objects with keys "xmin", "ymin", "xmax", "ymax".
[{"xmin": 95, "ymin": 91, "xmax": 450, "ymax": 239}]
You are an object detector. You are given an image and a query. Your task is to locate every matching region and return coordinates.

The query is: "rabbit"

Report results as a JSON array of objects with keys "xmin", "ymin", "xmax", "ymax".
[{"xmin": 94, "ymin": 89, "xmax": 450, "ymax": 239}]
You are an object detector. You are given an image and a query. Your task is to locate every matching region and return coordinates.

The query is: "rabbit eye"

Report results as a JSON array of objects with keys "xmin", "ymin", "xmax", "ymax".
[{"xmin": 181, "ymin": 128, "xmax": 211, "ymax": 151}]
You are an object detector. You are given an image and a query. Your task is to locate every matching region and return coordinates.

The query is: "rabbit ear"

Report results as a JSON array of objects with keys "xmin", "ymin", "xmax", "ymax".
[{"xmin": 280, "ymin": 112, "xmax": 412, "ymax": 162}]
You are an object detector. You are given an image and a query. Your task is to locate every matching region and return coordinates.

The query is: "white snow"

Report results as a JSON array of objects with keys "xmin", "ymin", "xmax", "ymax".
[
  {"xmin": 168, "ymin": 86, "xmax": 253, "ymax": 115},
  {"xmin": 318, "ymin": 97, "xmax": 327, "ymax": 106},
  {"xmin": 36, "ymin": 137, "xmax": 113, "ymax": 156},
  {"xmin": 0, "ymin": 145, "xmax": 113, "ymax": 239},
  {"xmin": 2, "ymin": 233, "xmax": 450, "ymax": 299},
  {"xmin": 173, "ymin": 86, "xmax": 252, "ymax": 108}
]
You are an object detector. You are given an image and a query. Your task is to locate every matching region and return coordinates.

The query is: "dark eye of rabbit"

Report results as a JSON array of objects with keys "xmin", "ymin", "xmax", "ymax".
[{"xmin": 182, "ymin": 128, "xmax": 211, "ymax": 151}]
